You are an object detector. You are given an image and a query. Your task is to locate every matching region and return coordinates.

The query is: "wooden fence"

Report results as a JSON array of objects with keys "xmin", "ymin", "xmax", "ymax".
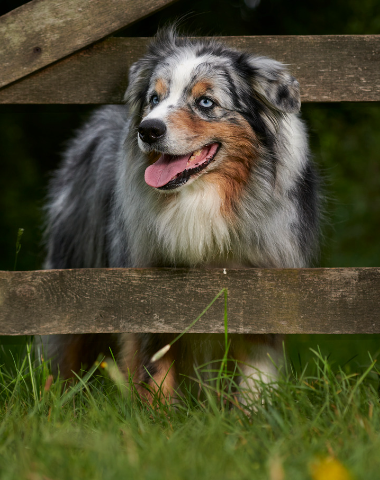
[{"xmin": 1, "ymin": 0, "xmax": 379, "ymax": 336}]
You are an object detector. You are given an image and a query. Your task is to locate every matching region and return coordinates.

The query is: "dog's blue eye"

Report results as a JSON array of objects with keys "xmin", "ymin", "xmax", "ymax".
[
  {"xmin": 151, "ymin": 95, "xmax": 159, "ymax": 105},
  {"xmin": 198, "ymin": 97, "xmax": 214, "ymax": 108}
]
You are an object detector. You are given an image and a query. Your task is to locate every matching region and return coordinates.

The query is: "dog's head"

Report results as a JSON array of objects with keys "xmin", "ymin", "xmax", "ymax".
[{"xmin": 125, "ymin": 29, "xmax": 300, "ymax": 198}]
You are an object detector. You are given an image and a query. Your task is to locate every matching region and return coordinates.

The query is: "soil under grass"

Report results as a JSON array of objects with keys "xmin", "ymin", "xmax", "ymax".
[{"xmin": 0, "ymin": 341, "xmax": 380, "ymax": 480}]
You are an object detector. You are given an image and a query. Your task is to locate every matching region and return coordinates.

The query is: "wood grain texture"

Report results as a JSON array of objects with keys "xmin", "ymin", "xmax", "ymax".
[
  {"xmin": 1, "ymin": 35, "xmax": 380, "ymax": 103},
  {"xmin": 0, "ymin": 268, "xmax": 379, "ymax": 335},
  {"xmin": 0, "ymin": 0, "xmax": 177, "ymax": 89}
]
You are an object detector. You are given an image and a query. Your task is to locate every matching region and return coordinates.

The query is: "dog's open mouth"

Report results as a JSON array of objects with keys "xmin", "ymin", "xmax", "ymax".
[{"xmin": 144, "ymin": 143, "xmax": 220, "ymax": 190}]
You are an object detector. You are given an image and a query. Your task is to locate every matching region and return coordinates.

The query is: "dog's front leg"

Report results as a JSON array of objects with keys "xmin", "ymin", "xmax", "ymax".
[
  {"xmin": 119, "ymin": 333, "xmax": 178, "ymax": 405},
  {"xmin": 231, "ymin": 334, "xmax": 283, "ymax": 410}
]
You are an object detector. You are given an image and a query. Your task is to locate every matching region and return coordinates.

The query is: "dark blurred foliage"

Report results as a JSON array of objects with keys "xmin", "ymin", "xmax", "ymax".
[
  {"xmin": 0, "ymin": 105, "xmax": 93, "ymax": 270},
  {"xmin": 1, "ymin": 0, "xmax": 380, "ymax": 366}
]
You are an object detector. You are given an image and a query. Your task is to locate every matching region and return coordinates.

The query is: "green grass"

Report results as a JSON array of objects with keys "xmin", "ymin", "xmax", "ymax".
[{"xmin": 1, "ymin": 338, "xmax": 380, "ymax": 480}]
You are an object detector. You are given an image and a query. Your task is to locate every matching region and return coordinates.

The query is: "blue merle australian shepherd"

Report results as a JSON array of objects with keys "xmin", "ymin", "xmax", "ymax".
[{"xmin": 44, "ymin": 29, "xmax": 319, "ymax": 403}]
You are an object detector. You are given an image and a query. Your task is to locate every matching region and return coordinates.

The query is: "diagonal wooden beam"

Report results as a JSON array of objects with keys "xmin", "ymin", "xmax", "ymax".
[
  {"xmin": 0, "ymin": 0, "xmax": 178, "ymax": 89},
  {"xmin": 0, "ymin": 268, "xmax": 379, "ymax": 335},
  {"xmin": 1, "ymin": 35, "xmax": 380, "ymax": 103}
]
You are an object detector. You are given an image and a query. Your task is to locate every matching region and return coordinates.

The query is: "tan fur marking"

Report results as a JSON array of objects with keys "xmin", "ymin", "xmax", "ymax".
[
  {"xmin": 191, "ymin": 81, "xmax": 214, "ymax": 98},
  {"xmin": 147, "ymin": 150, "xmax": 161, "ymax": 165},
  {"xmin": 155, "ymin": 78, "xmax": 167, "ymax": 97},
  {"xmin": 148, "ymin": 356, "xmax": 177, "ymax": 399},
  {"xmin": 119, "ymin": 333, "xmax": 178, "ymax": 404},
  {"xmin": 167, "ymin": 108, "xmax": 259, "ymax": 217}
]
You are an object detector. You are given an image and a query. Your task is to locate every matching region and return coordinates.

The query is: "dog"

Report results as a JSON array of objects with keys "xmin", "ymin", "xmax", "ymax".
[{"xmin": 43, "ymin": 29, "xmax": 319, "ymax": 403}]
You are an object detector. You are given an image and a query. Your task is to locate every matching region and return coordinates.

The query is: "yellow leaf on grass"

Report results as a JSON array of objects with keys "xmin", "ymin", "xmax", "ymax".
[{"xmin": 311, "ymin": 457, "xmax": 352, "ymax": 480}]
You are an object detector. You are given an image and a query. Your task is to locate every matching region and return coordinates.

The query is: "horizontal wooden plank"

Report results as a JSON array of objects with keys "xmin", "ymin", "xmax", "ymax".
[
  {"xmin": 0, "ymin": 0, "xmax": 177, "ymax": 89},
  {"xmin": 0, "ymin": 35, "xmax": 380, "ymax": 103},
  {"xmin": 0, "ymin": 268, "xmax": 379, "ymax": 335}
]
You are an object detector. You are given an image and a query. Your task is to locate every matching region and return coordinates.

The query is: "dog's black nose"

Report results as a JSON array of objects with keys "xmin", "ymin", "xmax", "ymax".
[{"xmin": 138, "ymin": 119, "xmax": 167, "ymax": 144}]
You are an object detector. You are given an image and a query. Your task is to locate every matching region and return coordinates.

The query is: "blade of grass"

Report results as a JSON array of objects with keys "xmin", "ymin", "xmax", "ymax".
[
  {"xmin": 151, "ymin": 288, "xmax": 227, "ymax": 363},
  {"xmin": 13, "ymin": 227, "xmax": 24, "ymax": 271},
  {"xmin": 26, "ymin": 342, "xmax": 38, "ymax": 406},
  {"xmin": 343, "ymin": 359, "xmax": 377, "ymax": 416},
  {"xmin": 58, "ymin": 360, "xmax": 101, "ymax": 408},
  {"xmin": 224, "ymin": 288, "xmax": 228, "ymax": 354}
]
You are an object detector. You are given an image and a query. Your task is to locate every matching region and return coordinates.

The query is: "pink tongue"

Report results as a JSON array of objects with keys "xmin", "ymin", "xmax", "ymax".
[
  {"xmin": 144, "ymin": 145, "xmax": 215, "ymax": 188},
  {"xmin": 145, "ymin": 153, "xmax": 192, "ymax": 188}
]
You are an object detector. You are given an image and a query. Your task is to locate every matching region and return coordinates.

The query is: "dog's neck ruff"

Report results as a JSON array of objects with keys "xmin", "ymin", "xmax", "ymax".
[{"xmin": 154, "ymin": 178, "xmax": 234, "ymax": 265}]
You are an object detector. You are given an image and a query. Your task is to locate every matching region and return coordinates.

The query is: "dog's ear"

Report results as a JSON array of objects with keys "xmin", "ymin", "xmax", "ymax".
[
  {"xmin": 247, "ymin": 56, "xmax": 301, "ymax": 114},
  {"xmin": 123, "ymin": 59, "xmax": 152, "ymax": 114}
]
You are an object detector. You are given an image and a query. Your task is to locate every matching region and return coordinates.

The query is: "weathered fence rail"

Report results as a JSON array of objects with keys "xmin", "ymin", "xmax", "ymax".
[
  {"xmin": 1, "ymin": 268, "xmax": 379, "ymax": 335},
  {"xmin": 1, "ymin": 35, "xmax": 380, "ymax": 103},
  {"xmin": 0, "ymin": 0, "xmax": 177, "ymax": 89}
]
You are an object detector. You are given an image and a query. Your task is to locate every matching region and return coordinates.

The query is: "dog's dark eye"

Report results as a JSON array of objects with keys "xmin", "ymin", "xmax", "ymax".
[
  {"xmin": 198, "ymin": 97, "xmax": 214, "ymax": 108},
  {"xmin": 150, "ymin": 95, "xmax": 160, "ymax": 106}
]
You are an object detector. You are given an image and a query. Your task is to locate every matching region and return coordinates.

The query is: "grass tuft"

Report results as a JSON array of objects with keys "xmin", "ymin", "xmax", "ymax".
[{"xmin": 0, "ymin": 337, "xmax": 380, "ymax": 479}]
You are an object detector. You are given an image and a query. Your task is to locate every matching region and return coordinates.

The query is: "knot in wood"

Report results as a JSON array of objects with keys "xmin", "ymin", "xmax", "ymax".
[{"xmin": 16, "ymin": 285, "xmax": 36, "ymax": 299}]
